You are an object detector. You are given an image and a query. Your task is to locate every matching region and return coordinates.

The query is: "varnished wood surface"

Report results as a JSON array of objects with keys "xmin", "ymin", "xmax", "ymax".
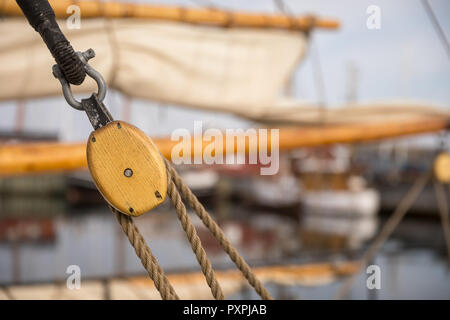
[
  {"xmin": 1, "ymin": 0, "xmax": 340, "ymax": 31},
  {"xmin": 2, "ymin": 261, "xmax": 358, "ymax": 300},
  {"xmin": 434, "ymin": 152, "xmax": 450, "ymax": 183},
  {"xmin": 86, "ymin": 121, "xmax": 167, "ymax": 216}
]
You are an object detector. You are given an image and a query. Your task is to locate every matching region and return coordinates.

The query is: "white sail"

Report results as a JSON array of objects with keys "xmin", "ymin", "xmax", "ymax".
[
  {"xmin": 0, "ymin": 18, "xmax": 307, "ymax": 118},
  {"xmin": 1, "ymin": 18, "xmax": 448, "ymax": 125},
  {"xmin": 255, "ymin": 99, "xmax": 450, "ymax": 124}
]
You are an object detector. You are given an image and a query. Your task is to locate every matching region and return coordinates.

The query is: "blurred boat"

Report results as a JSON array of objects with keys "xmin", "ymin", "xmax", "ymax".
[
  {"xmin": 294, "ymin": 146, "xmax": 379, "ymax": 216},
  {"xmin": 353, "ymin": 145, "xmax": 450, "ymax": 216},
  {"xmin": 178, "ymin": 168, "xmax": 220, "ymax": 198},
  {"xmin": 292, "ymin": 146, "xmax": 380, "ymax": 250},
  {"xmin": 301, "ymin": 215, "xmax": 378, "ymax": 250},
  {"xmin": 0, "ymin": 218, "xmax": 55, "ymax": 243},
  {"xmin": 248, "ymin": 175, "xmax": 301, "ymax": 209},
  {"xmin": 0, "ymin": 174, "xmax": 67, "ymax": 218},
  {"xmin": 222, "ymin": 154, "xmax": 302, "ymax": 212},
  {"xmin": 302, "ymin": 187, "xmax": 379, "ymax": 218}
]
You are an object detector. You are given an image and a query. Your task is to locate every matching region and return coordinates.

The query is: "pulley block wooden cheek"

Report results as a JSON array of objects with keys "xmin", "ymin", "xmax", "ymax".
[
  {"xmin": 86, "ymin": 120, "xmax": 167, "ymax": 217},
  {"xmin": 434, "ymin": 152, "xmax": 450, "ymax": 183}
]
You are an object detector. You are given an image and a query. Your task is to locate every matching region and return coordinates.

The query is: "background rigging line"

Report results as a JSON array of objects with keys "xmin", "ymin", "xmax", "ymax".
[
  {"xmin": 273, "ymin": 0, "xmax": 294, "ymax": 16},
  {"xmin": 273, "ymin": 0, "xmax": 328, "ymax": 116},
  {"xmin": 421, "ymin": 0, "xmax": 450, "ymax": 59},
  {"xmin": 311, "ymin": 38, "xmax": 327, "ymax": 110}
]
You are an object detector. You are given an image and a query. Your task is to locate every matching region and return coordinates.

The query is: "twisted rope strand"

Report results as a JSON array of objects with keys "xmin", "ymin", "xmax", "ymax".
[
  {"xmin": 112, "ymin": 207, "xmax": 179, "ymax": 300},
  {"xmin": 107, "ymin": 154, "xmax": 271, "ymax": 300},
  {"xmin": 164, "ymin": 158, "xmax": 273, "ymax": 300},
  {"xmin": 433, "ymin": 180, "xmax": 450, "ymax": 264},
  {"xmin": 165, "ymin": 173, "xmax": 225, "ymax": 300}
]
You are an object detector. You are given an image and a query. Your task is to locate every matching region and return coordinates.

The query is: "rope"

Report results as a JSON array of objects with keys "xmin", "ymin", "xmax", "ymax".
[
  {"xmin": 106, "ymin": 155, "xmax": 270, "ymax": 300},
  {"xmin": 111, "ymin": 207, "xmax": 179, "ymax": 300},
  {"xmin": 164, "ymin": 158, "xmax": 274, "ymax": 300},
  {"xmin": 0, "ymin": 286, "xmax": 13, "ymax": 300},
  {"xmin": 433, "ymin": 180, "xmax": 450, "ymax": 264},
  {"xmin": 165, "ymin": 166, "xmax": 225, "ymax": 300},
  {"xmin": 335, "ymin": 169, "xmax": 431, "ymax": 299},
  {"xmin": 421, "ymin": 0, "xmax": 450, "ymax": 59}
]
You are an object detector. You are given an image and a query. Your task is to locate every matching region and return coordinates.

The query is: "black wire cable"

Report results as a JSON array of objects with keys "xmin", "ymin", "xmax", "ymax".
[{"xmin": 15, "ymin": 0, "xmax": 86, "ymax": 85}]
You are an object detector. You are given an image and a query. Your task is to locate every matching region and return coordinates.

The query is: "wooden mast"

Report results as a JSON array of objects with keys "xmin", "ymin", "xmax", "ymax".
[{"xmin": 1, "ymin": 0, "xmax": 339, "ymax": 31}]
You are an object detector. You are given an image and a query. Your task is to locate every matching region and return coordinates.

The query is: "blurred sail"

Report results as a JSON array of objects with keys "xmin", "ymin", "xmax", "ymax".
[
  {"xmin": 256, "ymin": 99, "xmax": 450, "ymax": 125},
  {"xmin": 0, "ymin": 18, "xmax": 307, "ymax": 117},
  {"xmin": 1, "ymin": 18, "xmax": 448, "ymax": 125}
]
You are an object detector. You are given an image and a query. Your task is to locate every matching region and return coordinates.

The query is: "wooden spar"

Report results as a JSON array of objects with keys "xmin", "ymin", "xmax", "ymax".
[
  {"xmin": 3, "ymin": 261, "xmax": 358, "ymax": 299},
  {"xmin": 1, "ymin": 0, "xmax": 339, "ymax": 31},
  {"xmin": 0, "ymin": 118, "xmax": 448, "ymax": 176},
  {"xmin": 146, "ymin": 260, "xmax": 359, "ymax": 285}
]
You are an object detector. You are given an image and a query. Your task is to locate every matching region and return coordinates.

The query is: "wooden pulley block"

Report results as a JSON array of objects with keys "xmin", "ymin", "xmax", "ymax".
[
  {"xmin": 434, "ymin": 152, "xmax": 450, "ymax": 184},
  {"xmin": 86, "ymin": 121, "xmax": 167, "ymax": 216}
]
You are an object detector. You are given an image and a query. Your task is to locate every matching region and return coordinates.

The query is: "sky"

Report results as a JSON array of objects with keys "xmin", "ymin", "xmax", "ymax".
[{"xmin": 0, "ymin": 0, "xmax": 448, "ymax": 141}]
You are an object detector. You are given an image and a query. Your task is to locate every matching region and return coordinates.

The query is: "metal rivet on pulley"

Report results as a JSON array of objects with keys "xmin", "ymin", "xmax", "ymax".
[{"xmin": 124, "ymin": 168, "xmax": 133, "ymax": 177}]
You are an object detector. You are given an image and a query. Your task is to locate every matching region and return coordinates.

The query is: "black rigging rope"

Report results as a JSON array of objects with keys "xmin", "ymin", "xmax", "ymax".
[{"xmin": 16, "ymin": 0, "xmax": 86, "ymax": 85}]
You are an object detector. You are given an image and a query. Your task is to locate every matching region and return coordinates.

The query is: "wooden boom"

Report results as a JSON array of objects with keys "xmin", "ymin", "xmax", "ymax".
[
  {"xmin": 1, "ymin": 0, "xmax": 339, "ymax": 31},
  {"xmin": 2, "ymin": 261, "xmax": 358, "ymax": 299},
  {"xmin": 0, "ymin": 118, "xmax": 448, "ymax": 176}
]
